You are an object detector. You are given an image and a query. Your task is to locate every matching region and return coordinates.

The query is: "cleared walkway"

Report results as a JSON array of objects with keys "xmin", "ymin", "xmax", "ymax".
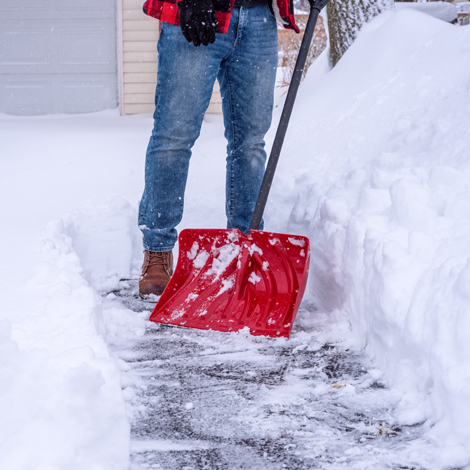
[{"xmin": 106, "ymin": 281, "xmax": 430, "ymax": 470}]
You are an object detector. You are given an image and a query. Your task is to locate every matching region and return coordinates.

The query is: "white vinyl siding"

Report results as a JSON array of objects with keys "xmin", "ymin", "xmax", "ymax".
[
  {"xmin": 207, "ymin": 81, "xmax": 222, "ymax": 115},
  {"xmin": 121, "ymin": 0, "xmax": 159, "ymax": 114},
  {"xmin": 0, "ymin": 0, "xmax": 118, "ymax": 115},
  {"xmin": 121, "ymin": 0, "xmax": 222, "ymax": 115}
]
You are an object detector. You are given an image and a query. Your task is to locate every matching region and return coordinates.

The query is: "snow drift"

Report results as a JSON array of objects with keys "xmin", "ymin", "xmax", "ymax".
[
  {"xmin": 268, "ymin": 9, "xmax": 470, "ymax": 468},
  {"xmin": 395, "ymin": 1, "xmax": 457, "ymax": 23},
  {"xmin": 0, "ymin": 216, "xmax": 130, "ymax": 469}
]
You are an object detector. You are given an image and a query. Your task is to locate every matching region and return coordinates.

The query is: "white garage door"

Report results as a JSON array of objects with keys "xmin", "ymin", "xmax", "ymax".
[{"xmin": 0, "ymin": 0, "xmax": 118, "ymax": 115}]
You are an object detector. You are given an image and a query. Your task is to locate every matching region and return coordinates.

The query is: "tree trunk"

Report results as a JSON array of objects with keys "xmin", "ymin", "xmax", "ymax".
[{"xmin": 327, "ymin": 0, "xmax": 394, "ymax": 67}]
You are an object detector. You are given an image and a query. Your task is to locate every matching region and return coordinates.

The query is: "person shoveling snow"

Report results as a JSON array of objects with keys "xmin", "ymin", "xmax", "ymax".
[
  {"xmin": 138, "ymin": 0, "xmax": 299, "ymax": 297},
  {"xmin": 136, "ymin": 0, "xmax": 331, "ymax": 338}
]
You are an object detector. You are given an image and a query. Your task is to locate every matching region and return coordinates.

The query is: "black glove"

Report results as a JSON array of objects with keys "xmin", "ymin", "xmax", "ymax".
[{"xmin": 178, "ymin": 0, "xmax": 218, "ymax": 47}]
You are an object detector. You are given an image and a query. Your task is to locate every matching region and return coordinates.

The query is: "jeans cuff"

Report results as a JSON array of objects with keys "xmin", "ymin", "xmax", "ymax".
[{"xmin": 143, "ymin": 243, "xmax": 175, "ymax": 253}]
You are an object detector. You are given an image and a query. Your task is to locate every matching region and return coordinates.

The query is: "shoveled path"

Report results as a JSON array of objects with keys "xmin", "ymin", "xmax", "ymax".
[{"xmin": 105, "ymin": 280, "xmax": 431, "ymax": 470}]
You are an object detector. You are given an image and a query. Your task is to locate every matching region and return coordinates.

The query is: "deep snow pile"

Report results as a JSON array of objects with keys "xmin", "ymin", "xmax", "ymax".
[
  {"xmin": 267, "ymin": 9, "xmax": 470, "ymax": 469},
  {"xmin": 395, "ymin": 1, "xmax": 457, "ymax": 23},
  {"xmin": 0, "ymin": 115, "xmax": 150, "ymax": 469},
  {"xmin": 0, "ymin": 218, "xmax": 130, "ymax": 469}
]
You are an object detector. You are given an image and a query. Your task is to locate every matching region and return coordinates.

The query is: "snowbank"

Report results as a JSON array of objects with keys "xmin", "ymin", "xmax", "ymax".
[
  {"xmin": 0, "ymin": 216, "xmax": 130, "ymax": 469},
  {"xmin": 0, "ymin": 104, "xmax": 229, "ymax": 467},
  {"xmin": 269, "ymin": 8, "xmax": 470, "ymax": 468},
  {"xmin": 0, "ymin": 112, "xmax": 158, "ymax": 469},
  {"xmin": 395, "ymin": 1, "xmax": 457, "ymax": 23}
]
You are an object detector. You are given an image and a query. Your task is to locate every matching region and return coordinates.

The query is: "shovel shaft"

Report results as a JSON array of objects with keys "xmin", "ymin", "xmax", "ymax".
[{"xmin": 249, "ymin": 6, "xmax": 322, "ymax": 231}]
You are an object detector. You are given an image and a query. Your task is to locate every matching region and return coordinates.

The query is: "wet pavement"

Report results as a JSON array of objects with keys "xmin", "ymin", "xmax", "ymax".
[{"xmin": 105, "ymin": 281, "xmax": 433, "ymax": 470}]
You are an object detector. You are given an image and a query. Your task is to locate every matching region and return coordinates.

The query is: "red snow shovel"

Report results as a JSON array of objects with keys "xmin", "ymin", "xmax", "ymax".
[{"xmin": 149, "ymin": 1, "xmax": 329, "ymax": 338}]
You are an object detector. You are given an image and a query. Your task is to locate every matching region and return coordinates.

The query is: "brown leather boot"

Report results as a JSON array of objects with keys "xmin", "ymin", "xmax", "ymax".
[{"xmin": 139, "ymin": 250, "xmax": 173, "ymax": 298}]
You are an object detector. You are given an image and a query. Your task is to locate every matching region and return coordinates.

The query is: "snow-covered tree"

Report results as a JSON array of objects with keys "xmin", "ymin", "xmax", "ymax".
[{"xmin": 327, "ymin": 0, "xmax": 394, "ymax": 66}]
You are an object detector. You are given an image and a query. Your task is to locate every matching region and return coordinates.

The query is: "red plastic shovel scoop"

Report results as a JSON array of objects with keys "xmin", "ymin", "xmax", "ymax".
[
  {"xmin": 150, "ymin": 228, "xmax": 310, "ymax": 338},
  {"xmin": 149, "ymin": 4, "xmax": 328, "ymax": 338}
]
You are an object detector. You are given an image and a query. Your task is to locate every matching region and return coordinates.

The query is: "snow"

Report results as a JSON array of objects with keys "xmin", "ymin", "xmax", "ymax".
[
  {"xmin": 288, "ymin": 237, "xmax": 306, "ymax": 247},
  {"xmin": 456, "ymin": 2, "xmax": 470, "ymax": 15},
  {"xmin": 193, "ymin": 250, "xmax": 210, "ymax": 269},
  {"xmin": 206, "ymin": 241, "xmax": 241, "ymax": 279},
  {"xmin": 1, "ymin": 6, "xmax": 470, "ymax": 469},
  {"xmin": 272, "ymin": 9, "xmax": 470, "ymax": 468},
  {"xmin": 0, "ymin": 214, "xmax": 130, "ymax": 468},
  {"xmin": 248, "ymin": 272, "xmax": 262, "ymax": 284},
  {"xmin": 395, "ymin": 1, "xmax": 457, "ymax": 23},
  {"xmin": 0, "ymin": 112, "xmax": 144, "ymax": 469}
]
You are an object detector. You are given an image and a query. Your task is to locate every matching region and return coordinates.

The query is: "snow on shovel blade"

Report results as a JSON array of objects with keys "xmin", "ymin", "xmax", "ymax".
[{"xmin": 149, "ymin": 228, "xmax": 310, "ymax": 338}]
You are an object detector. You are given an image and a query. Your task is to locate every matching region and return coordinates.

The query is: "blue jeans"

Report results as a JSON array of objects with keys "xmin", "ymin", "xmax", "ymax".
[{"xmin": 138, "ymin": 6, "xmax": 278, "ymax": 252}]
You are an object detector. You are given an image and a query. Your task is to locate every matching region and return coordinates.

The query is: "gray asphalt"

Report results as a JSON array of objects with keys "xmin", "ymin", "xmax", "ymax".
[{"xmin": 107, "ymin": 281, "xmax": 430, "ymax": 470}]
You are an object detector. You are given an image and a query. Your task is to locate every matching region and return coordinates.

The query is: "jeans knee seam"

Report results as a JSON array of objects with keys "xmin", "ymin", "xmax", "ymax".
[{"xmin": 225, "ymin": 65, "xmax": 237, "ymax": 224}]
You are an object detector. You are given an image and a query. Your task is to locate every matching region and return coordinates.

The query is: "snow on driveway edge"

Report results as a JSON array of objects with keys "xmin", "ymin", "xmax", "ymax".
[
  {"xmin": 278, "ymin": 11, "xmax": 470, "ymax": 469},
  {"xmin": 0, "ymin": 215, "xmax": 131, "ymax": 469},
  {"xmin": 307, "ymin": 165, "xmax": 470, "ymax": 469}
]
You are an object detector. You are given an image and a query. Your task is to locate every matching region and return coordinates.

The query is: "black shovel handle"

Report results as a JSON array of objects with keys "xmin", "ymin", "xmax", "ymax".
[{"xmin": 249, "ymin": 2, "xmax": 328, "ymax": 231}]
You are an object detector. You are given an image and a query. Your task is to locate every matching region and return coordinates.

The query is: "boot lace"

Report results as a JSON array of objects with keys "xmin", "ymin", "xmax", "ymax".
[{"xmin": 147, "ymin": 251, "xmax": 168, "ymax": 267}]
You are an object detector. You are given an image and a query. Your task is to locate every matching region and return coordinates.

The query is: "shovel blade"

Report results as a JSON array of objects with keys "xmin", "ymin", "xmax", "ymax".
[{"xmin": 149, "ymin": 228, "xmax": 310, "ymax": 338}]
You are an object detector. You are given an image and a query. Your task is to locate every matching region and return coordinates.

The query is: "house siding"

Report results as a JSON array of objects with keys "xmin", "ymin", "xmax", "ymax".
[
  {"xmin": 120, "ymin": 0, "xmax": 222, "ymax": 115},
  {"xmin": 0, "ymin": 0, "xmax": 118, "ymax": 115}
]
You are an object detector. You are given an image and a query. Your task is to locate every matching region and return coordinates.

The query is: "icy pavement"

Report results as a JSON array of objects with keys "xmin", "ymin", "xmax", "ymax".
[{"xmin": 104, "ymin": 281, "xmax": 435, "ymax": 470}]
